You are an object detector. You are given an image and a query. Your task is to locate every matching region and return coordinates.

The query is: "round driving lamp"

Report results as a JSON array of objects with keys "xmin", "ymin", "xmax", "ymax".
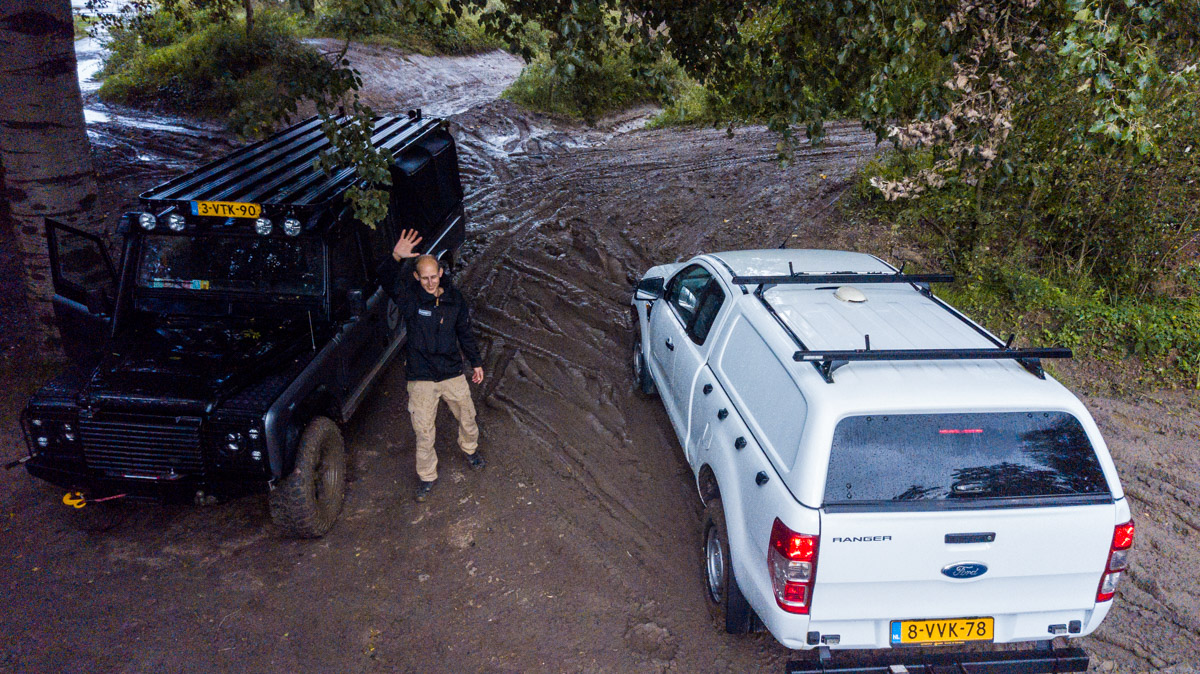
[
  {"xmin": 138, "ymin": 212, "xmax": 157, "ymax": 230},
  {"xmin": 283, "ymin": 218, "xmax": 302, "ymax": 237},
  {"xmin": 255, "ymin": 218, "xmax": 273, "ymax": 235},
  {"xmin": 167, "ymin": 214, "xmax": 186, "ymax": 231}
]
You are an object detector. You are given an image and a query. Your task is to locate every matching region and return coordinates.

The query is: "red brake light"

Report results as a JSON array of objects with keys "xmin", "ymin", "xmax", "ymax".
[
  {"xmin": 769, "ymin": 518, "xmax": 819, "ymax": 614},
  {"xmin": 1097, "ymin": 520, "xmax": 1135, "ymax": 602},
  {"xmin": 1112, "ymin": 521, "xmax": 1134, "ymax": 550},
  {"xmin": 938, "ymin": 428, "xmax": 983, "ymax": 434}
]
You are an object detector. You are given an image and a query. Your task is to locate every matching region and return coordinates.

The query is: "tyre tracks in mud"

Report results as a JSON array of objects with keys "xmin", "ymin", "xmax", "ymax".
[
  {"xmin": 1083, "ymin": 394, "xmax": 1200, "ymax": 670},
  {"xmin": 400, "ymin": 108, "xmax": 883, "ymax": 671}
]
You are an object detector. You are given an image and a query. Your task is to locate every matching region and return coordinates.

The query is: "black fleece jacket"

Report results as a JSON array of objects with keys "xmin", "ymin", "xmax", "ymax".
[{"xmin": 378, "ymin": 258, "xmax": 483, "ymax": 382}]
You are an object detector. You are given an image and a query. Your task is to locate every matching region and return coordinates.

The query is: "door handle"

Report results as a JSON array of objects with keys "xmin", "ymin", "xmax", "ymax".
[{"xmin": 665, "ymin": 338, "xmax": 674, "ymax": 351}]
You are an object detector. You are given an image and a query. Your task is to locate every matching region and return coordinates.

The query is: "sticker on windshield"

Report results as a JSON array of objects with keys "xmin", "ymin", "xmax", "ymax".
[{"xmin": 149, "ymin": 278, "xmax": 210, "ymax": 290}]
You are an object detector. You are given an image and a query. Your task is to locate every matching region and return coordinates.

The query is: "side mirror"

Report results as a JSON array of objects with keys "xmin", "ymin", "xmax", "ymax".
[
  {"xmin": 347, "ymin": 289, "xmax": 365, "ymax": 317},
  {"xmin": 634, "ymin": 276, "xmax": 664, "ymax": 301}
]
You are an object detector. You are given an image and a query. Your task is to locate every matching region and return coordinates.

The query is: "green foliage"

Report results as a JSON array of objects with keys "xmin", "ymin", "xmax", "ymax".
[
  {"xmin": 73, "ymin": 14, "xmax": 100, "ymax": 40},
  {"xmin": 310, "ymin": 2, "xmax": 501, "ymax": 55},
  {"xmin": 858, "ymin": 72, "xmax": 1200, "ymax": 298},
  {"xmin": 503, "ymin": 47, "xmax": 686, "ymax": 121},
  {"xmin": 313, "ymin": 99, "xmax": 394, "ymax": 229},
  {"xmin": 852, "ymin": 68, "xmax": 1200, "ymax": 382},
  {"xmin": 99, "ymin": 10, "xmax": 351, "ymax": 137},
  {"xmin": 646, "ymin": 80, "xmax": 733, "ymax": 129},
  {"xmin": 936, "ymin": 262, "xmax": 1200, "ymax": 388}
]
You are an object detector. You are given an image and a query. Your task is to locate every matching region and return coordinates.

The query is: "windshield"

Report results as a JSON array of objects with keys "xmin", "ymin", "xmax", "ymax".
[
  {"xmin": 824, "ymin": 411, "xmax": 1110, "ymax": 506},
  {"xmin": 137, "ymin": 234, "xmax": 323, "ymax": 296}
]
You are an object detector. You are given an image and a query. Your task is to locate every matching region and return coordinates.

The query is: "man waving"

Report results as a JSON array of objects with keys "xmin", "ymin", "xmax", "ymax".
[{"xmin": 381, "ymin": 229, "xmax": 484, "ymax": 502}]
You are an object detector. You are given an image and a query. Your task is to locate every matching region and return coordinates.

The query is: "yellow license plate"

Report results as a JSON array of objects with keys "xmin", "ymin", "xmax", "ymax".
[
  {"xmin": 891, "ymin": 617, "xmax": 993, "ymax": 645},
  {"xmin": 190, "ymin": 200, "xmax": 261, "ymax": 219}
]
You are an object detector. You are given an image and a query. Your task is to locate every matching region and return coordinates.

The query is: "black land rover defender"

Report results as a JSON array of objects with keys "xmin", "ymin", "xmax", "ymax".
[{"xmin": 18, "ymin": 112, "xmax": 465, "ymax": 537}]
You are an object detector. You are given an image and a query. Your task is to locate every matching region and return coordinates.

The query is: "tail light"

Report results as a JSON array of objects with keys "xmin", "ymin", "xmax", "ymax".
[
  {"xmin": 1096, "ymin": 520, "xmax": 1135, "ymax": 602},
  {"xmin": 769, "ymin": 518, "xmax": 819, "ymax": 614}
]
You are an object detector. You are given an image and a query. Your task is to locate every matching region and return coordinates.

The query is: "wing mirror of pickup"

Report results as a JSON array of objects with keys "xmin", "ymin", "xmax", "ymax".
[{"xmin": 635, "ymin": 277, "xmax": 665, "ymax": 301}]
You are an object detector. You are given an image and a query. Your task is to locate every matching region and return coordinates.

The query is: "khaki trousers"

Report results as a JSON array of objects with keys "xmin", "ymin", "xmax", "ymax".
[{"xmin": 407, "ymin": 375, "xmax": 479, "ymax": 482}]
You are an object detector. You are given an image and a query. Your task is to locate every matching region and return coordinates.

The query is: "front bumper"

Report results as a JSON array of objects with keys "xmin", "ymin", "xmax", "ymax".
[
  {"xmin": 786, "ymin": 645, "xmax": 1088, "ymax": 674},
  {"xmin": 25, "ymin": 460, "xmax": 267, "ymax": 503}
]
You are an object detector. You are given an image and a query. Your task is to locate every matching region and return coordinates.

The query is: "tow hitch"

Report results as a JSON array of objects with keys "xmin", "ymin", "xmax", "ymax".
[
  {"xmin": 786, "ymin": 645, "xmax": 1089, "ymax": 674},
  {"xmin": 61, "ymin": 491, "xmax": 127, "ymax": 508}
]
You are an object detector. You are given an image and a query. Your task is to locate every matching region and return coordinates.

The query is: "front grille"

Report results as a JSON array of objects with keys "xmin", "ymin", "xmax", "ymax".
[{"xmin": 80, "ymin": 413, "xmax": 204, "ymax": 477}]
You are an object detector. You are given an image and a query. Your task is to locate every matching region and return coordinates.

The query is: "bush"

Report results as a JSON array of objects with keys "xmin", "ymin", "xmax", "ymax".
[
  {"xmin": 851, "ymin": 76, "xmax": 1200, "ymax": 386},
  {"xmin": 99, "ymin": 10, "xmax": 341, "ymax": 136},
  {"xmin": 935, "ymin": 263, "xmax": 1200, "ymax": 388},
  {"xmin": 647, "ymin": 81, "xmax": 735, "ymax": 129},
  {"xmin": 309, "ymin": 3, "xmax": 501, "ymax": 56},
  {"xmin": 503, "ymin": 48, "xmax": 687, "ymax": 122}
]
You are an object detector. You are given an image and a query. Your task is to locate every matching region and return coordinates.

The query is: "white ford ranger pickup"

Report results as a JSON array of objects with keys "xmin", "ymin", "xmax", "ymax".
[{"xmin": 630, "ymin": 250, "xmax": 1132, "ymax": 674}]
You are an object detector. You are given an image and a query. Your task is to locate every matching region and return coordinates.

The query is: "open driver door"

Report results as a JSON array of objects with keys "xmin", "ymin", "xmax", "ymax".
[{"xmin": 44, "ymin": 219, "xmax": 118, "ymax": 361}]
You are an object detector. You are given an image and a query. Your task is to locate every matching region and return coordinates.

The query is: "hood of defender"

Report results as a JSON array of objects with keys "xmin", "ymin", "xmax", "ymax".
[{"xmin": 83, "ymin": 315, "xmax": 309, "ymax": 413}]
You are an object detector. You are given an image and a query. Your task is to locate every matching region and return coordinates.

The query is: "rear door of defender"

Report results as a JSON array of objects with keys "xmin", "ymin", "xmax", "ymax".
[
  {"xmin": 44, "ymin": 219, "xmax": 118, "ymax": 361},
  {"xmin": 809, "ymin": 411, "xmax": 1122, "ymax": 646}
]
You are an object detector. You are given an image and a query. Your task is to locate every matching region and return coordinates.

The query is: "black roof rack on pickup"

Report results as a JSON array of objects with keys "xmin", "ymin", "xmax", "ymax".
[
  {"xmin": 731, "ymin": 272, "xmax": 955, "ymax": 286},
  {"xmin": 139, "ymin": 111, "xmax": 441, "ymax": 220},
  {"xmin": 735, "ymin": 269, "xmax": 1072, "ymax": 383}
]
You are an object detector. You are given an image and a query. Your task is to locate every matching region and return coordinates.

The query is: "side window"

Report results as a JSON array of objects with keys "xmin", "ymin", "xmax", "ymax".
[
  {"xmin": 719, "ymin": 318, "xmax": 807, "ymax": 471},
  {"xmin": 330, "ymin": 231, "xmax": 367, "ymax": 316},
  {"xmin": 666, "ymin": 264, "xmax": 713, "ymax": 328},
  {"xmin": 360, "ymin": 218, "xmax": 394, "ymax": 282},
  {"xmin": 48, "ymin": 223, "xmax": 116, "ymax": 309},
  {"xmin": 689, "ymin": 282, "xmax": 725, "ymax": 344}
]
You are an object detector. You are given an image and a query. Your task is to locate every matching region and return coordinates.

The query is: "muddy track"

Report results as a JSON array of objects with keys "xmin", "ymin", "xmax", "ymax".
[{"xmin": 1, "ymin": 44, "xmax": 1198, "ymax": 673}]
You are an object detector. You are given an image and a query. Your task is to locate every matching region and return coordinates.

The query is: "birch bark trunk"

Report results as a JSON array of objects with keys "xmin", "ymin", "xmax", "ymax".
[{"xmin": 0, "ymin": 0, "xmax": 96, "ymax": 351}]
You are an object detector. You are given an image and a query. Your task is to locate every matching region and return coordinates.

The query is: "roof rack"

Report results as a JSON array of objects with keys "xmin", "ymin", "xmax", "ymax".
[
  {"xmin": 736, "ymin": 267, "xmax": 1072, "ymax": 382},
  {"xmin": 139, "ymin": 112, "xmax": 442, "ymax": 220},
  {"xmin": 731, "ymin": 272, "xmax": 955, "ymax": 286},
  {"xmin": 794, "ymin": 346, "xmax": 1073, "ymax": 383}
]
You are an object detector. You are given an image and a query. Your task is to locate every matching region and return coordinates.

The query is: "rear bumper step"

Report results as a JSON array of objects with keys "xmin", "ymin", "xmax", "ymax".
[{"xmin": 786, "ymin": 646, "xmax": 1088, "ymax": 674}]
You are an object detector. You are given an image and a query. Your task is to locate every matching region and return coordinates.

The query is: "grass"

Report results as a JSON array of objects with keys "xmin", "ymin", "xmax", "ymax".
[
  {"xmin": 73, "ymin": 14, "xmax": 100, "ymax": 40},
  {"xmin": 306, "ymin": 10, "xmax": 502, "ymax": 56}
]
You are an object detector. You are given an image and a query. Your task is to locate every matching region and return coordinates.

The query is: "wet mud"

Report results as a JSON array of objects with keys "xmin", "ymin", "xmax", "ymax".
[{"xmin": 1, "ymin": 35, "xmax": 1198, "ymax": 674}]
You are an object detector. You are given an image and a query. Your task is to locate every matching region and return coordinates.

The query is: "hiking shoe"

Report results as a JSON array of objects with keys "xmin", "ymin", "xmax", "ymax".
[
  {"xmin": 466, "ymin": 451, "xmax": 485, "ymax": 470},
  {"xmin": 414, "ymin": 479, "xmax": 437, "ymax": 502}
]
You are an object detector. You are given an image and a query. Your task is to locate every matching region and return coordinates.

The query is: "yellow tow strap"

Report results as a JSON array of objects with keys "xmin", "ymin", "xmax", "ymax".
[{"xmin": 62, "ymin": 492, "xmax": 87, "ymax": 509}]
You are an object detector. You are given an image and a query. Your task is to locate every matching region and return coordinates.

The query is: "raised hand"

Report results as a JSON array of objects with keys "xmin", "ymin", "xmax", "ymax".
[{"xmin": 392, "ymin": 229, "xmax": 423, "ymax": 261}]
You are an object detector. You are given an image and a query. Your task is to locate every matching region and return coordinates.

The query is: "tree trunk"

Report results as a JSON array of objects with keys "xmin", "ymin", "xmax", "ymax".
[
  {"xmin": 0, "ymin": 0, "xmax": 96, "ymax": 352},
  {"xmin": 244, "ymin": 0, "xmax": 254, "ymax": 35}
]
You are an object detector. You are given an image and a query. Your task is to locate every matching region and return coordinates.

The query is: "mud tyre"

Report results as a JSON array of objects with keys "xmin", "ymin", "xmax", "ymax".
[
  {"xmin": 631, "ymin": 311, "xmax": 656, "ymax": 396},
  {"xmin": 703, "ymin": 499, "xmax": 752, "ymax": 634},
  {"xmin": 270, "ymin": 416, "xmax": 346, "ymax": 538}
]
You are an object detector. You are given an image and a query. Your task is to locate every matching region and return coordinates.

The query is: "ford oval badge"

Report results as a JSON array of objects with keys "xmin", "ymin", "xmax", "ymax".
[{"xmin": 941, "ymin": 562, "xmax": 988, "ymax": 579}]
